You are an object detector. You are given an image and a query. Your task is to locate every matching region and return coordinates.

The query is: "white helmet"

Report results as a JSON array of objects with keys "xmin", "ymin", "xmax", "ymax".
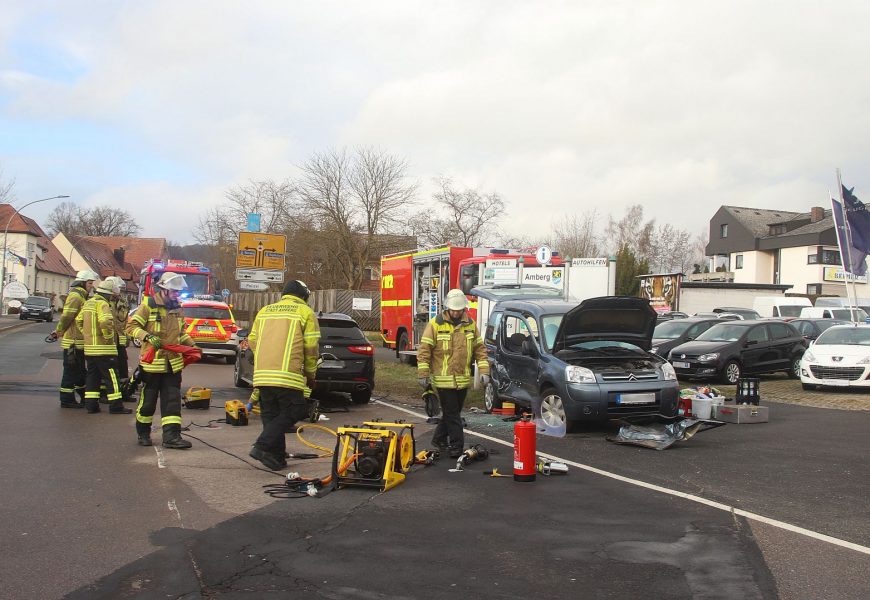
[
  {"xmin": 104, "ymin": 276, "xmax": 124, "ymax": 295},
  {"xmin": 95, "ymin": 279, "xmax": 120, "ymax": 295},
  {"xmin": 445, "ymin": 288, "xmax": 468, "ymax": 310},
  {"xmin": 76, "ymin": 269, "xmax": 99, "ymax": 282},
  {"xmin": 156, "ymin": 271, "xmax": 187, "ymax": 291}
]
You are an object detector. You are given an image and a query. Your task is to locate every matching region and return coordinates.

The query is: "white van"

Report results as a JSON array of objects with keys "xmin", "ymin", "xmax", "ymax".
[
  {"xmin": 799, "ymin": 306, "xmax": 869, "ymax": 321},
  {"xmin": 815, "ymin": 296, "xmax": 870, "ymax": 314},
  {"xmin": 752, "ymin": 296, "xmax": 812, "ymax": 318}
]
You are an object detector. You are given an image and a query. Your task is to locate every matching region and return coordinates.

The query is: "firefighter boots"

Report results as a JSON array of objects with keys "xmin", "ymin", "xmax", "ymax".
[
  {"xmin": 162, "ymin": 426, "xmax": 192, "ymax": 449},
  {"xmin": 109, "ymin": 401, "xmax": 132, "ymax": 414}
]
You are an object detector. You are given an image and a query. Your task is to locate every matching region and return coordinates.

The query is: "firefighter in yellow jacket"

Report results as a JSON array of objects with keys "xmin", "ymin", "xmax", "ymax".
[
  {"xmin": 126, "ymin": 272, "xmax": 196, "ymax": 449},
  {"xmin": 247, "ymin": 280, "xmax": 320, "ymax": 471},
  {"xmin": 105, "ymin": 276, "xmax": 130, "ymax": 386},
  {"xmin": 417, "ymin": 288, "xmax": 490, "ymax": 458},
  {"xmin": 76, "ymin": 278, "xmax": 132, "ymax": 415},
  {"xmin": 48, "ymin": 269, "xmax": 99, "ymax": 408}
]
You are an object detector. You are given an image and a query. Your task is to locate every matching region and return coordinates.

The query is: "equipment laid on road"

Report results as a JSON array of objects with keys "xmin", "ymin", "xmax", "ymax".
[
  {"xmin": 225, "ymin": 400, "xmax": 248, "ymax": 426},
  {"xmin": 184, "ymin": 387, "xmax": 211, "ymax": 410},
  {"xmin": 332, "ymin": 421, "xmax": 416, "ymax": 491},
  {"xmin": 736, "ymin": 378, "xmax": 761, "ymax": 405},
  {"xmin": 608, "ymin": 415, "xmax": 726, "ymax": 450},
  {"xmin": 536, "ymin": 460, "xmax": 569, "ymax": 476},
  {"xmin": 453, "ymin": 443, "xmax": 489, "ymax": 471},
  {"xmin": 513, "ymin": 414, "xmax": 537, "ymax": 482}
]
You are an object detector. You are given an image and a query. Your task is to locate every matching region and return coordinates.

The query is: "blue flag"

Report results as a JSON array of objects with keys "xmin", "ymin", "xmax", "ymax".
[{"xmin": 832, "ymin": 189, "xmax": 868, "ymax": 276}]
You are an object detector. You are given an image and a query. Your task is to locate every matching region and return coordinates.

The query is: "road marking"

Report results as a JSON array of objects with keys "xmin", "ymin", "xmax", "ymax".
[
  {"xmin": 376, "ymin": 399, "xmax": 870, "ymax": 556},
  {"xmin": 154, "ymin": 446, "xmax": 167, "ymax": 469},
  {"xmin": 167, "ymin": 499, "xmax": 183, "ymax": 526}
]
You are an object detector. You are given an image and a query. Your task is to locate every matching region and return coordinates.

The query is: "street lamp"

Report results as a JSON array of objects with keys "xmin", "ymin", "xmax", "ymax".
[{"xmin": 0, "ymin": 195, "xmax": 70, "ymax": 314}]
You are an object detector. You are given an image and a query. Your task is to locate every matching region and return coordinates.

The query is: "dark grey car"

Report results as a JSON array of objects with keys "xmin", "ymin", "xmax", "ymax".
[
  {"xmin": 483, "ymin": 296, "xmax": 679, "ymax": 431},
  {"xmin": 651, "ymin": 318, "xmax": 721, "ymax": 358},
  {"xmin": 19, "ymin": 296, "xmax": 53, "ymax": 322}
]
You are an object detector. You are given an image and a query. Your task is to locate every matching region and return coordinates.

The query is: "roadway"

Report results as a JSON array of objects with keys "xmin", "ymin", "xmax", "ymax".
[{"xmin": 0, "ymin": 319, "xmax": 868, "ymax": 599}]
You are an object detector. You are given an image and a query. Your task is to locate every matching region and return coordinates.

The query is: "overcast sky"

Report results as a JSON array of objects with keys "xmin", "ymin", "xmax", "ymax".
[{"xmin": 2, "ymin": 1, "xmax": 869, "ymax": 246}]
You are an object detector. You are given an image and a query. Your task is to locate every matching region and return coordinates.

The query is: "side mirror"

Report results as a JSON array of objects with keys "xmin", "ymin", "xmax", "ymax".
[{"xmin": 521, "ymin": 338, "xmax": 538, "ymax": 357}]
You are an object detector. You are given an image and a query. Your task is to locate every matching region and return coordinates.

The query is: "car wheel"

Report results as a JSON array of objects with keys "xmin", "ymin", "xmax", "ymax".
[
  {"xmin": 233, "ymin": 354, "xmax": 250, "ymax": 388},
  {"xmin": 484, "ymin": 381, "xmax": 502, "ymax": 413},
  {"xmin": 226, "ymin": 354, "xmax": 237, "ymax": 365},
  {"xmin": 789, "ymin": 354, "xmax": 802, "ymax": 379},
  {"xmin": 397, "ymin": 332, "xmax": 414, "ymax": 365},
  {"xmin": 540, "ymin": 388, "xmax": 576, "ymax": 432},
  {"xmin": 801, "ymin": 383, "xmax": 816, "ymax": 391},
  {"xmin": 721, "ymin": 360, "xmax": 742, "ymax": 384},
  {"xmin": 351, "ymin": 389, "xmax": 371, "ymax": 404}
]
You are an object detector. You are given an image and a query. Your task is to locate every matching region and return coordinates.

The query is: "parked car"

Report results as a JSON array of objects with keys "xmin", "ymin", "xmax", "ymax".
[
  {"xmin": 181, "ymin": 299, "xmax": 239, "ymax": 364},
  {"xmin": 655, "ymin": 311, "xmax": 689, "ymax": 325},
  {"xmin": 693, "ymin": 312, "xmax": 742, "ymax": 321},
  {"xmin": 752, "ymin": 296, "xmax": 812, "ymax": 318},
  {"xmin": 799, "ymin": 324, "xmax": 870, "ymax": 390},
  {"xmin": 234, "ymin": 312, "xmax": 375, "ymax": 404},
  {"xmin": 482, "ymin": 296, "xmax": 679, "ymax": 431},
  {"xmin": 669, "ymin": 320, "xmax": 807, "ymax": 384},
  {"xmin": 799, "ymin": 306, "xmax": 869, "ymax": 321},
  {"xmin": 18, "ymin": 296, "xmax": 53, "ymax": 322},
  {"xmin": 713, "ymin": 307, "xmax": 762, "ymax": 320},
  {"xmin": 651, "ymin": 317, "xmax": 721, "ymax": 358},
  {"xmin": 789, "ymin": 318, "xmax": 850, "ymax": 342}
]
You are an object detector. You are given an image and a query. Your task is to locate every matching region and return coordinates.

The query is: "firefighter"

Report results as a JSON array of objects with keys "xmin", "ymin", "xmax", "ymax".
[
  {"xmin": 417, "ymin": 288, "xmax": 490, "ymax": 458},
  {"xmin": 126, "ymin": 272, "xmax": 196, "ymax": 449},
  {"xmin": 48, "ymin": 269, "xmax": 99, "ymax": 408},
  {"xmin": 76, "ymin": 278, "xmax": 132, "ymax": 414},
  {"xmin": 105, "ymin": 276, "xmax": 130, "ymax": 389},
  {"xmin": 247, "ymin": 280, "xmax": 320, "ymax": 471}
]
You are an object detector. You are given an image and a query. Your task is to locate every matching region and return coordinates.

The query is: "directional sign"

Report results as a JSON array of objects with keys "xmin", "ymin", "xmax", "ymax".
[
  {"xmin": 240, "ymin": 281, "xmax": 270, "ymax": 291},
  {"xmin": 237, "ymin": 232, "xmax": 286, "ymax": 270},
  {"xmin": 235, "ymin": 268, "xmax": 285, "ymax": 283}
]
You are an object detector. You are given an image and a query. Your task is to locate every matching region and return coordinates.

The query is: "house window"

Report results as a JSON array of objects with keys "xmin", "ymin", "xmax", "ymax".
[
  {"xmin": 720, "ymin": 224, "xmax": 728, "ymax": 238},
  {"xmin": 27, "ymin": 242, "xmax": 36, "ymax": 260},
  {"xmin": 769, "ymin": 224, "xmax": 786, "ymax": 235},
  {"xmin": 821, "ymin": 249, "xmax": 841, "ymax": 265},
  {"xmin": 807, "ymin": 284, "xmax": 822, "ymax": 295},
  {"xmin": 808, "ymin": 254, "xmax": 818, "ymax": 264},
  {"xmin": 735, "ymin": 255, "xmax": 744, "ymax": 269}
]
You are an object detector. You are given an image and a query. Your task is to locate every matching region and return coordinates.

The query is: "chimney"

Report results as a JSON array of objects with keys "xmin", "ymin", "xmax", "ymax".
[
  {"xmin": 810, "ymin": 207, "xmax": 825, "ymax": 223},
  {"xmin": 113, "ymin": 247, "xmax": 125, "ymax": 266}
]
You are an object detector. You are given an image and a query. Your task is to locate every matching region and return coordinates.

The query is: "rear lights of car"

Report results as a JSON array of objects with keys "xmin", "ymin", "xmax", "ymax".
[
  {"xmin": 347, "ymin": 345, "xmax": 374, "ymax": 355},
  {"xmin": 227, "ymin": 324, "xmax": 238, "ymax": 333}
]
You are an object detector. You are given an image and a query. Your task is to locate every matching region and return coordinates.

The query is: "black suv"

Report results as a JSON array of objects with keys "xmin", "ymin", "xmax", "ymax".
[
  {"xmin": 668, "ymin": 320, "xmax": 807, "ymax": 384},
  {"xmin": 19, "ymin": 296, "xmax": 53, "ymax": 322},
  {"xmin": 234, "ymin": 312, "xmax": 375, "ymax": 404}
]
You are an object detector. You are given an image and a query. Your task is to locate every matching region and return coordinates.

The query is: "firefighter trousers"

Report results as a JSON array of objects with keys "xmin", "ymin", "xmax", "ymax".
[
  {"xmin": 59, "ymin": 348, "xmax": 86, "ymax": 406},
  {"xmin": 116, "ymin": 345, "xmax": 129, "ymax": 381},
  {"xmin": 135, "ymin": 371, "xmax": 183, "ymax": 440},
  {"xmin": 84, "ymin": 355, "xmax": 122, "ymax": 409},
  {"xmin": 431, "ymin": 387, "xmax": 468, "ymax": 451},
  {"xmin": 254, "ymin": 386, "xmax": 308, "ymax": 461}
]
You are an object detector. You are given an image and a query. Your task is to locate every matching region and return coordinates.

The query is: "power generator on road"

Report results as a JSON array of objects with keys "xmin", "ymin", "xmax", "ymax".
[{"xmin": 332, "ymin": 421, "xmax": 415, "ymax": 491}]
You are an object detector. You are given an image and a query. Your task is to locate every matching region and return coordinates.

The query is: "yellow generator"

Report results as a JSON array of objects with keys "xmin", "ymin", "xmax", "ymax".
[{"xmin": 332, "ymin": 421, "xmax": 416, "ymax": 491}]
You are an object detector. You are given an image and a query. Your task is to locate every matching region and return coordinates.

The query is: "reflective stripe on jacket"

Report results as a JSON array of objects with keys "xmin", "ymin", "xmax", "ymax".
[
  {"xmin": 248, "ymin": 295, "xmax": 320, "ymax": 390},
  {"xmin": 55, "ymin": 286, "xmax": 88, "ymax": 349},
  {"xmin": 76, "ymin": 294, "xmax": 118, "ymax": 356},
  {"xmin": 126, "ymin": 297, "xmax": 194, "ymax": 373},
  {"xmin": 417, "ymin": 310, "xmax": 489, "ymax": 389}
]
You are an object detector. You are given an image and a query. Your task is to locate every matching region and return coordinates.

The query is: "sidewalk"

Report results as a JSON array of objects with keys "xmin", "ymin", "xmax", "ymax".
[{"xmin": 0, "ymin": 314, "xmax": 40, "ymax": 335}]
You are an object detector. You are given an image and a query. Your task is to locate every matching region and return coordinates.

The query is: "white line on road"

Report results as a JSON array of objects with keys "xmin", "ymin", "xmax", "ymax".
[
  {"xmin": 154, "ymin": 445, "xmax": 167, "ymax": 469},
  {"xmin": 377, "ymin": 399, "xmax": 870, "ymax": 556},
  {"xmin": 167, "ymin": 499, "xmax": 183, "ymax": 526}
]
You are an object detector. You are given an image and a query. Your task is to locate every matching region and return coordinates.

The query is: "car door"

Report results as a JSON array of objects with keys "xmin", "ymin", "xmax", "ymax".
[
  {"xmin": 767, "ymin": 321, "xmax": 798, "ymax": 370},
  {"xmin": 740, "ymin": 324, "xmax": 772, "ymax": 374},
  {"xmin": 497, "ymin": 311, "xmax": 539, "ymax": 407}
]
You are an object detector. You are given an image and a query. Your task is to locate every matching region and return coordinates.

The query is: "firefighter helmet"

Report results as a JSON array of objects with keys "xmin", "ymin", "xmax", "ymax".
[
  {"xmin": 156, "ymin": 271, "xmax": 187, "ymax": 291},
  {"xmin": 75, "ymin": 269, "xmax": 99, "ymax": 282},
  {"xmin": 282, "ymin": 279, "xmax": 310, "ymax": 302},
  {"xmin": 96, "ymin": 279, "xmax": 119, "ymax": 295},
  {"xmin": 445, "ymin": 288, "xmax": 467, "ymax": 310}
]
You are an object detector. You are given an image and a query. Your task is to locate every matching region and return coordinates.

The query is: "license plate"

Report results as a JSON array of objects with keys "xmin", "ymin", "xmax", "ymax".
[
  {"xmin": 197, "ymin": 325, "xmax": 216, "ymax": 332},
  {"xmin": 319, "ymin": 359, "xmax": 345, "ymax": 369},
  {"xmin": 825, "ymin": 379, "xmax": 849, "ymax": 387},
  {"xmin": 672, "ymin": 361, "xmax": 690, "ymax": 369},
  {"xmin": 617, "ymin": 393, "xmax": 656, "ymax": 405}
]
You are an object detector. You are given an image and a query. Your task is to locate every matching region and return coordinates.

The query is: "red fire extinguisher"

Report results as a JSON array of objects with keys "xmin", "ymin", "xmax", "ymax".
[{"xmin": 513, "ymin": 415, "xmax": 536, "ymax": 482}]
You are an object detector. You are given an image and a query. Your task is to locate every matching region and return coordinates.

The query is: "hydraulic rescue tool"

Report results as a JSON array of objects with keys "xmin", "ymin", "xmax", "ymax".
[
  {"xmin": 453, "ymin": 443, "xmax": 490, "ymax": 471},
  {"xmin": 332, "ymin": 421, "xmax": 416, "ymax": 491},
  {"xmin": 225, "ymin": 400, "xmax": 248, "ymax": 426}
]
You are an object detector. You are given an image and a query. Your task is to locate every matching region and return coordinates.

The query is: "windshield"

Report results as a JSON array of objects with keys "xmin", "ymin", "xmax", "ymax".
[
  {"xmin": 778, "ymin": 305, "xmax": 806, "ymax": 317},
  {"xmin": 816, "ymin": 327, "xmax": 870, "ymax": 346},
  {"xmin": 480, "ymin": 286, "xmax": 564, "ymax": 298},
  {"xmin": 541, "ymin": 314, "xmax": 564, "ymax": 351},
  {"xmin": 172, "ymin": 273, "xmax": 210, "ymax": 296},
  {"xmin": 653, "ymin": 320, "xmax": 693, "ymax": 339},
  {"xmin": 183, "ymin": 306, "xmax": 232, "ymax": 320},
  {"xmin": 25, "ymin": 296, "xmax": 50, "ymax": 306},
  {"xmin": 830, "ymin": 308, "xmax": 868, "ymax": 321},
  {"xmin": 696, "ymin": 323, "xmax": 747, "ymax": 342}
]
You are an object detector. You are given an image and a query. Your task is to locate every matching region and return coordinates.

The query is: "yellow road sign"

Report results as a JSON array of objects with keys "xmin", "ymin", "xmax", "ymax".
[{"xmin": 237, "ymin": 232, "xmax": 287, "ymax": 269}]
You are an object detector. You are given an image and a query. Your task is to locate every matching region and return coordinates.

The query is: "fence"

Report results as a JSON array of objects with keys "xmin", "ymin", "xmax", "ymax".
[{"xmin": 231, "ymin": 289, "xmax": 381, "ymax": 332}]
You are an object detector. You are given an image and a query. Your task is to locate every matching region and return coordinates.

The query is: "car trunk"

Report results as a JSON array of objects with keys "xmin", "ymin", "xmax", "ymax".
[{"xmin": 317, "ymin": 318, "xmax": 373, "ymax": 382}]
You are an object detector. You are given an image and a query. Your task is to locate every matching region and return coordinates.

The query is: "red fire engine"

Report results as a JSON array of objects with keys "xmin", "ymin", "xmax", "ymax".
[
  {"xmin": 380, "ymin": 246, "xmax": 564, "ymax": 361},
  {"xmin": 138, "ymin": 259, "xmax": 215, "ymax": 304}
]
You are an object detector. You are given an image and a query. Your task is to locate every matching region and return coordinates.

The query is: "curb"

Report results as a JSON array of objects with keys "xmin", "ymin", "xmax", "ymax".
[{"xmin": 0, "ymin": 320, "xmax": 40, "ymax": 336}]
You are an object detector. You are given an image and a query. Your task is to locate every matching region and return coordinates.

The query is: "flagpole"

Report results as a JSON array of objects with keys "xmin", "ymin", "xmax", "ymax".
[{"xmin": 836, "ymin": 169, "xmax": 861, "ymax": 321}]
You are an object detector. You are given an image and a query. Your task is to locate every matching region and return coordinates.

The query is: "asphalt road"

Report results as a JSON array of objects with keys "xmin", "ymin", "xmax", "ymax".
[{"xmin": 0, "ymin": 320, "xmax": 868, "ymax": 599}]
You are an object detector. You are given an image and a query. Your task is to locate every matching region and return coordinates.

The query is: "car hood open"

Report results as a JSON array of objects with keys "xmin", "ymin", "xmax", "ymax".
[{"xmin": 552, "ymin": 296, "xmax": 656, "ymax": 352}]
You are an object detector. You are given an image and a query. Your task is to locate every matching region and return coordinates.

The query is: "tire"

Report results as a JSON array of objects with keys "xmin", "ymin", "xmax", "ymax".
[
  {"xmin": 233, "ymin": 355, "xmax": 250, "ymax": 388},
  {"xmin": 484, "ymin": 381, "xmax": 502, "ymax": 413},
  {"xmin": 801, "ymin": 383, "xmax": 816, "ymax": 391},
  {"xmin": 540, "ymin": 388, "xmax": 576, "ymax": 432},
  {"xmin": 721, "ymin": 360, "xmax": 742, "ymax": 385},
  {"xmin": 351, "ymin": 389, "xmax": 371, "ymax": 404},
  {"xmin": 788, "ymin": 354, "xmax": 802, "ymax": 379},
  {"xmin": 396, "ymin": 332, "xmax": 413, "ymax": 365},
  {"xmin": 226, "ymin": 354, "xmax": 237, "ymax": 365}
]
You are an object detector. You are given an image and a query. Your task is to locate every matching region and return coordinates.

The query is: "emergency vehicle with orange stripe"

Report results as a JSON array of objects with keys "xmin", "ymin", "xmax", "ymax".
[
  {"xmin": 380, "ymin": 246, "xmax": 565, "ymax": 362},
  {"xmin": 180, "ymin": 299, "xmax": 240, "ymax": 364}
]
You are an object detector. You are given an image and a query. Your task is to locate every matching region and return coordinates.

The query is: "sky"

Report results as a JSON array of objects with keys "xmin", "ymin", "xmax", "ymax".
[{"xmin": 1, "ymin": 1, "xmax": 870, "ymax": 246}]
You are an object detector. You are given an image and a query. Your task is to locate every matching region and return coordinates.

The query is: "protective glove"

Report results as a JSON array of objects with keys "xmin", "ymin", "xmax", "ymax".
[
  {"xmin": 245, "ymin": 403, "xmax": 253, "ymax": 412},
  {"xmin": 147, "ymin": 335, "xmax": 163, "ymax": 349},
  {"xmin": 418, "ymin": 377, "xmax": 430, "ymax": 389},
  {"xmin": 481, "ymin": 374, "xmax": 491, "ymax": 386},
  {"xmin": 47, "ymin": 331, "xmax": 58, "ymax": 342}
]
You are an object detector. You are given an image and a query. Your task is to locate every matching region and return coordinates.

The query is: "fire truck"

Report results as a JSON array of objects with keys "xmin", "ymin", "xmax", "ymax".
[
  {"xmin": 138, "ymin": 259, "xmax": 215, "ymax": 305},
  {"xmin": 380, "ymin": 246, "xmax": 565, "ymax": 361}
]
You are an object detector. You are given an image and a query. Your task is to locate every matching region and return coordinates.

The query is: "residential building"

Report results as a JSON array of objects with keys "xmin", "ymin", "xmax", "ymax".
[
  {"xmin": 52, "ymin": 232, "xmax": 140, "ymax": 301},
  {"xmin": 705, "ymin": 205, "xmax": 858, "ymax": 297}
]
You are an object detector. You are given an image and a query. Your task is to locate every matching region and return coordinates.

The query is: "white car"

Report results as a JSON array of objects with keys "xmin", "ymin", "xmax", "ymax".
[{"xmin": 799, "ymin": 324, "xmax": 870, "ymax": 390}]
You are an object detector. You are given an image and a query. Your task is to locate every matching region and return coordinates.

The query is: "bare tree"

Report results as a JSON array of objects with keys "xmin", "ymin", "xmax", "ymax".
[
  {"xmin": 604, "ymin": 204, "xmax": 655, "ymax": 257},
  {"xmin": 0, "ymin": 168, "xmax": 13, "ymax": 204},
  {"xmin": 79, "ymin": 206, "xmax": 141, "ymax": 236},
  {"xmin": 548, "ymin": 210, "xmax": 601, "ymax": 259},
  {"xmin": 46, "ymin": 201, "xmax": 84, "ymax": 237},
  {"xmin": 647, "ymin": 223, "xmax": 693, "ymax": 273},
  {"xmin": 408, "ymin": 177, "xmax": 506, "ymax": 247},
  {"xmin": 223, "ymin": 179, "xmax": 297, "ymax": 233}
]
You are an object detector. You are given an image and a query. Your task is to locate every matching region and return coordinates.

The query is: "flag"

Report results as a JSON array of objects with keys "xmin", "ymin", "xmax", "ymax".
[
  {"xmin": 832, "ymin": 187, "xmax": 868, "ymax": 276},
  {"xmin": 843, "ymin": 185, "xmax": 870, "ymax": 255},
  {"xmin": 4, "ymin": 249, "xmax": 27, "ymax": 267}
]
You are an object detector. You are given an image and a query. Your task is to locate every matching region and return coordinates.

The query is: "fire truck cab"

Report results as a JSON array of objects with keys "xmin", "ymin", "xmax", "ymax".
[
  {"xmin": 138, "ymin": 259, "xmax": 215, "ymax": 305},
  {"xmin": 381, "ymin": 246, "xmax": 564, "ymax": 363}
]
